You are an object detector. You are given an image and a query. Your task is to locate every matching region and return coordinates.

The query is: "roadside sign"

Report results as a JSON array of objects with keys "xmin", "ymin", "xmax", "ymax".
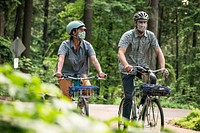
[
  {"xmin": 11, "ymin": 37, "xmax": 26, "ymax": 57},
  {"xmin": 10, "ymin": 37, "xmax": 26, "ymax": 68}
]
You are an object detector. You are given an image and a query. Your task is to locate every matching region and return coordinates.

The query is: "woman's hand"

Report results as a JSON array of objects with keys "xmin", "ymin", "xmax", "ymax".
[
  {"xmin": 98, "ymin": 72, "xmax": 105, "ymax": 78},
  {"xmin": 56, "ymin": 72, "xmax": 62, "ymax": 78}
]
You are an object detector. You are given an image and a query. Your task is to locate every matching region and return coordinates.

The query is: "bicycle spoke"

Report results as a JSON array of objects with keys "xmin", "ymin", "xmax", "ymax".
[{"xmin": 142, "ymin": 99, "xmax": 164, "ymax": 131}]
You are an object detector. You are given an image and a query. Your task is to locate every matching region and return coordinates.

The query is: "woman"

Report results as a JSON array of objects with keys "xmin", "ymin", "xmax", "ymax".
[{"xmin": 56, "ymin": 20, "xmax": 105, "ymax": 99}]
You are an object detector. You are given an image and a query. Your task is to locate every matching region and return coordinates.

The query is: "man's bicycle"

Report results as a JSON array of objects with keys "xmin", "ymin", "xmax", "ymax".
[
  {"xmin": 118, "ymin": 66, "xmax": 170, "ymax": 131},
  {"xmin": 61, "ymin": 75, "xmax": 105, "ymax": 116}
]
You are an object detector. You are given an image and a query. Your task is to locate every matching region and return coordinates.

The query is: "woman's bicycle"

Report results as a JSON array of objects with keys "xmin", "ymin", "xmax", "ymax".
[
  {"xmin": 61, "ymin": 75, "xmax": 105, "ymax": 116},
  {"xmin": 118, "ymin": 66, "xmax": 170, "ymax": 131}
]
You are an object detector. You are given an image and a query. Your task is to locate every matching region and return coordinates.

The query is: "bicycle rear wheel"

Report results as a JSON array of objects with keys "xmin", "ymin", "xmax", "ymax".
[
  {"xmin": 118, "ymin": 98, "xmax": 125, "ymax": 130},
  {"xmin": 77, "ymin": 97, "xmax": 89, "ymax": 116},
  {"xmin": 142, "ymin": 98, "xmax": 164, "ymax": 131}
]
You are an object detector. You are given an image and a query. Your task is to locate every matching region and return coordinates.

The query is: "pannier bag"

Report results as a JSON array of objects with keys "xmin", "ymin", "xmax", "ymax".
[{"xmin": 140, "ymin": 84, "xmax": 170, "ymax": 96}]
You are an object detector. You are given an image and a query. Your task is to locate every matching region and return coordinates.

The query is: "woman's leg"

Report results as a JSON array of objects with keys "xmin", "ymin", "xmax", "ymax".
[
  {"xmin": 58, "ymin": 79, "xmax": 72, "ymax": 100},
  {"xmin": 81, "ymin": 79, "xmax": 91, "ymax": 96}
]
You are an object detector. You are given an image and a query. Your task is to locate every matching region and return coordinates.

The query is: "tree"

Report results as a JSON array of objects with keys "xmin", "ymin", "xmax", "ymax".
[
  {"xmin": 21, "ymin": 0, "xmax": 33, "ymax": 73},
  {"xmin": 22, "ymin": 0, "xmax": 33, "ymax": 58},
  {"xmin": 147, "ymin": 0, "xmax": 159, "ymax": 69},
  {"xmin": 42, "ymin": 0, "xmax": 49, "ymax": 52},
  {"xmin": 84, "ymin": 0, "xmax": 93, "ymax": 42},
  {"xmin": 14, "ymin": 0, "xmax": 23, "ymax": 40}
]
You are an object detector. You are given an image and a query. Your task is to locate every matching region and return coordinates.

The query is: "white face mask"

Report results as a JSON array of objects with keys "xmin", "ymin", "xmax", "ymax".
[
  {"xmin": 77, "ymin": 31, "xmax": 86, "ymax": 40},
  {"xmin": 137, "ymin": 23, "xmax": 147, "ymax": 32}
]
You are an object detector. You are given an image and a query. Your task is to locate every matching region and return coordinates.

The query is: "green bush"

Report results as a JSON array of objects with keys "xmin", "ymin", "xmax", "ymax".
[{"xmin": 173, "ymin": 109, "xmax": 200, "ymax": 131}]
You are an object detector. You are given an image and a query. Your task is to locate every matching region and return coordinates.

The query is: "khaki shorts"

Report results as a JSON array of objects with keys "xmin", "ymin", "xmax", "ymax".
[{"xmin": 58, "ymin": 79, "xmax": 92, "ymax": 100}]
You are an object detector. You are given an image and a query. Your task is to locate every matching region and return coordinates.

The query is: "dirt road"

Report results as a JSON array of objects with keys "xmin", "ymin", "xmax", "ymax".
[{"xmin": 89, "ymin": 104, "xmax": 199, "ymax": 133}]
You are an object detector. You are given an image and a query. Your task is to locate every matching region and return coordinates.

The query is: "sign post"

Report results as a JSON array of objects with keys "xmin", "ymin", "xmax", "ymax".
[{"xmin": 11, "ymin": 37, "xmax": 26, "ymax": 68}]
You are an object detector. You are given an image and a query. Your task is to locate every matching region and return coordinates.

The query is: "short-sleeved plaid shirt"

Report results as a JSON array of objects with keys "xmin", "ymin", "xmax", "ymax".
[
  {"xmin": 57, "ymin": 39, "xmax": 95, "ymax": 76},
  {"xmin": 118, "ymin": 28, "xmax": 160, "ymax": 72}
]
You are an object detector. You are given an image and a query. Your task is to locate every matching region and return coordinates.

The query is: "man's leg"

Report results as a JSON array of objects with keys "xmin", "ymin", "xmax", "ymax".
[{"xmin": 121, "ymin": 74, "xmax": 134, "ymax": 120}]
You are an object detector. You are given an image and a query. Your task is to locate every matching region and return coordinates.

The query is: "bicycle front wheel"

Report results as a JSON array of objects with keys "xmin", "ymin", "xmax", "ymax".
[
  {"xmin": 118, "ymin": 98, "xmax": 125, "ymax": 130},
  {"xmin": 142, "ymin": 98, "xmax": 164, "ymax": 131},
  {"xmin": 77, "ymin": 97, "xmax": 89, "ymax": 116}
]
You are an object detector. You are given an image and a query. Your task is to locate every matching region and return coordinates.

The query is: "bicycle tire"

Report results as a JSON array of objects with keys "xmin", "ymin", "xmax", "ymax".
[
  {"xmin": 142, "ymin": 98, "xmax": 164, "ymax": 131},
  {"xmin": 118, "ymin": 98, "xmax": 125, "ymax": 130},
  {"xmin": 77, "ymin": 97, "xmax": 89, "ymax": 116}
]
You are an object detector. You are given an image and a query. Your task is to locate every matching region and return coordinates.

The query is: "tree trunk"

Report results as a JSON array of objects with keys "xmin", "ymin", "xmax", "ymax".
[
  {"xmin": 14, "ymin": 0, "xmax": 23, "ymax": 40},
  {"xmin": 42, "ymin": 0, "xmax": 49, "ymax": 52},
  {"xmin": 148, "ymin": 0, "xmax": 159, "ymax": 37},
  {"xmin": 175, "ymin": 8, "xmax": 179, "ymax": 81},
  {"xmin": 22, "ymin": 0, "xmax": 33, "ymax": 58},
  {"xmin": 148, "ymin": 0, "xmax": 159, "ymax": 69},
  {"xmin": 0, "ymin": 10, "xmax": 5, "ymax": 36},
  {"xmin": 0, "ymin": 9, "xmax": 5, "ymax": 64},
  {"xmin": 21, "ymin": 0, "xmax": 33, "ymax": 73},
  {"xmin": 192, "ymin": 25, "xmax": 197, "ymax": 47},
  {"xmin": 158, "ymin": 7, "xmax": 163, "ymax": 47},
  {"xmin": 84, "ymin": 0, "xmax": 93, "ymax": 42}
]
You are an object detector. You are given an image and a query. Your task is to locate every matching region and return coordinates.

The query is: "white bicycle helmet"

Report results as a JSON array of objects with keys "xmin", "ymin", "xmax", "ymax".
[{"xmin": 134, "ymin": 11, "xmax": 149, "ymax": 21}]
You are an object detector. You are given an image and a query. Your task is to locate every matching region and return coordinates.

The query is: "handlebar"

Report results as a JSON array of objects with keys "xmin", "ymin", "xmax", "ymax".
[
  {"xmin": 58, "ymin": 75, "xmax": 107, "ymax": 81},
  {"xmin": 122, "ymin": 66, "xmax": 165, "ymax": 75}
]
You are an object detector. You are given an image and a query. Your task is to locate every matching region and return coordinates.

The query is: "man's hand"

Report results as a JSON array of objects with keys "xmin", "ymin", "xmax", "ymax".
[
  {"xmin": 161, "ymin": 68, "xmax": 169, "ymax": 78},
  {"xmin": 125, "ymin": 65, "xmax": 133, "ymax": 73}
]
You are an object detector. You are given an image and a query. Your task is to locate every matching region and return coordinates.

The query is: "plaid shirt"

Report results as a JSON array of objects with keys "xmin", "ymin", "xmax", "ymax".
[{"xmin": 118, "ymin": 28, "xmax": 160, "ymax": 72}]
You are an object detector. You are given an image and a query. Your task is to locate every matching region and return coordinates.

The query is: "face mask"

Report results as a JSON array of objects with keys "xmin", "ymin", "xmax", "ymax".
[
  {"xmin": 77, "ymin": 31, "xmax": 86, "ymax": 40},
  {"xmin": 137, "ymin": 23, "xmax": 147, "ymax": 32}
]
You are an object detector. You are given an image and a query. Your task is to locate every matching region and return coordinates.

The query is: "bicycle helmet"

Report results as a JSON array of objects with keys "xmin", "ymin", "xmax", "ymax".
[
  {"xmin": 66, "ymin": 21, "xmax": 86, "ymax": 35},
  {"xmin": 134, "ymin": 11, "xmax": 149, "ymax": 21}
]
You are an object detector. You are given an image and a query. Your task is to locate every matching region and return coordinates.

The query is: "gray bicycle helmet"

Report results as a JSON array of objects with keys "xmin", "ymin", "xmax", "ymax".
[
  {"xmin": 134, "ymin": 11, "xmax": 149, "ymax": 21},
  {"xmin": 66, "ymin": 21, "xmax": 86, "ymax": 35}
]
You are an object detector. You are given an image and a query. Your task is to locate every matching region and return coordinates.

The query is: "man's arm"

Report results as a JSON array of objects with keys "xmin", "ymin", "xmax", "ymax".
[
  {"xmin": 154, "ymin": 47, "xmax": 165, "ymax": 68},
  {"xmin": 118, "ymin": 47, "xmax": 132, "ymax": 72}
]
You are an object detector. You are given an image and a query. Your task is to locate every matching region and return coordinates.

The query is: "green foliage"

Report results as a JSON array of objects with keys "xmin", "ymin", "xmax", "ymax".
[
  {"xmin": 0, "ymin": 37, "xmax": 13, "ymax": 64},
  {"xmin": 0, "ymin": 64, "xmax": 114, "ymax": 133},
  {"xmin": 1, "ymin": 1, "xmax": 200, "ymax": 130},
  {"xmin": 173, "ymin": 109, "xmax": 200, "ymax": 131},
  {"xmin": 0, "ymin": 64, "xmax": 175, "ymax": 133}
]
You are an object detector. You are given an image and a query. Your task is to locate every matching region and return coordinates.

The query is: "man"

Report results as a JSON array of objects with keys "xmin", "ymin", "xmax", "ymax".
[
  {"xmin": 118, "ymin": 11, "xmax": 167, "ymax": 120},
  {"xmin": 56, "ymin": 20, "xmax": 105, "ymax": 99}
]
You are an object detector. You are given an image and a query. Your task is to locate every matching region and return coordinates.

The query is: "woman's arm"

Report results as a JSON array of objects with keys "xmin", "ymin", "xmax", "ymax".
[
  {"xmin": 90, "ymin": 55, "xmax": 104, "ymax": 77},
  {"xmin": 56, "ymin": 54, "xmax": 65, "ymax": 78}
]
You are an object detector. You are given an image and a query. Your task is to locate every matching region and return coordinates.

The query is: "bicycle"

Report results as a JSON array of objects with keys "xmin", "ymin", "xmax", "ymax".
[
  {"xmin": 61, "ymin": 75, "xmax": 105, "ymax": 116},
  {"xmin": 118, "ymin": 66, "xmax": 170, "ymax": 131}
]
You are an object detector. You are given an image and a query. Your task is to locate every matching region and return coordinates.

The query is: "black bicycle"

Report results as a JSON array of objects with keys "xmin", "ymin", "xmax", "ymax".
[
  {"xmin": 118, "ymin": 66, "xmax": 170, "ymax": 131},
  {"xmin": 61, "ymin": 75, "xmax": 105, "ymax": 116}
]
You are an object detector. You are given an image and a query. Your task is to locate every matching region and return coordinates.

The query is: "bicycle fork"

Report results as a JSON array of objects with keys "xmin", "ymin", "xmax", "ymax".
[{"xmin": 131, "ymin": 96, "xmax": 137, "ymax": 120}]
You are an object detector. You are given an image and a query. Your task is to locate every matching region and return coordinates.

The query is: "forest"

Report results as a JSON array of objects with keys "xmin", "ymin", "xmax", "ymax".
[{"xmin": 0, "ymin": 0, "xmax": 200, "ymax": 132}]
